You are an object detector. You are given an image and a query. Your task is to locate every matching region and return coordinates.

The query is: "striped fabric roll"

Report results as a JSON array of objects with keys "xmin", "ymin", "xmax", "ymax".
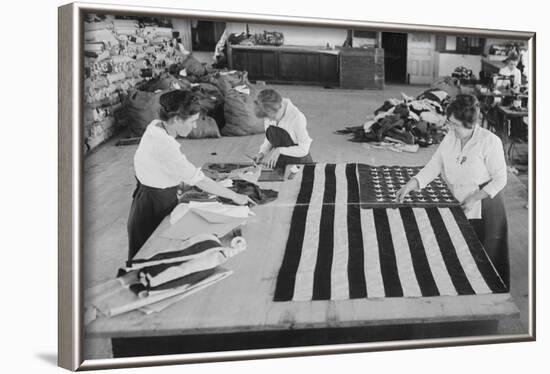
[{"xmin": 273, "ymin": 163, "xmax": 507, "ymax": 302}]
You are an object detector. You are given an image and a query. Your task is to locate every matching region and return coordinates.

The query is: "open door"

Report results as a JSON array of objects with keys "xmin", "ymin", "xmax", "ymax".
[
  {"xmin": 192, "ymin": 21, "xmax": 226, "ymax": 51},
  {"xmin": 382, "ymin": 32, "xmax": 408, "ymax": 83},
  {"xmin": 407, "ymin": 33, "xmax": 435, "ymax": 84}
]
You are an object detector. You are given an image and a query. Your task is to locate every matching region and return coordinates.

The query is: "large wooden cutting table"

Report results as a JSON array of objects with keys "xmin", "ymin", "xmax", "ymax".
[{"xmin": 85, "ymin": 167, "xmax": 519, "ymax": 358}]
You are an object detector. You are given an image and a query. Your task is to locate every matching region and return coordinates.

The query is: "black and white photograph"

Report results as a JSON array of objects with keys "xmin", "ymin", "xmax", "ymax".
[{"xmin": 57, "ymin": 1, "xmax": 535, "ymax": 370}]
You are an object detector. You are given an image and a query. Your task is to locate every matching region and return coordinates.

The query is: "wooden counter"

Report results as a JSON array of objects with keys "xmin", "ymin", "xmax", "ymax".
[
  {"xmin": 228, "ymin": 44, "xmax": 340, "ymax": 87},
  {"xmin": 86, "ymin": 166, "xmax": 519, "ymax": 358}
]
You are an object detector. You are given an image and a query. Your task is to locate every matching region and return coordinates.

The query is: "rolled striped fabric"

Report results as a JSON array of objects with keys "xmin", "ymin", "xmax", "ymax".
[{"xmin": 273, "ymin": 163, "xmax": 507, "ymax": 302}]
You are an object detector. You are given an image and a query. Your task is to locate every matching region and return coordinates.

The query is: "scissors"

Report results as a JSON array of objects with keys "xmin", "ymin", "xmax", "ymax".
[{"xmin": 243, "ymin": 153, "xmax": 261, "ymax": 167}]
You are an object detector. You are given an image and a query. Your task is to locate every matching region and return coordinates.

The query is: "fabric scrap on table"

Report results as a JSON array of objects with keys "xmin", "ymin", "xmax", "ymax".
[
  {"xmin": 189, "ymin": 201, "xmax": 253, "ymax": 223},
  {"xmin": 161, "ymin": 210, "xmax": 246, "ymax": 240},
  {"xmin": 222, "ymin": 179, "xmax": 279, "ymax": 205},
  {"xmin": 202, "ymin": 162, "xmax": 283, "ymax": 182}
]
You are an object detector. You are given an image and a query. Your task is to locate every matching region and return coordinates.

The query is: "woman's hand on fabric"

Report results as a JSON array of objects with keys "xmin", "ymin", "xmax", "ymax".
[
  {"xmin": 253, "ymin": 152, "xmax": 264, "ymax": 164},
  {"xmin": 265, "ymin": 148, "xmax": 281, "ymax": 169},
  {"xmin": 395, "ymin": 178, "xmax": 419, "ymax": 203}
]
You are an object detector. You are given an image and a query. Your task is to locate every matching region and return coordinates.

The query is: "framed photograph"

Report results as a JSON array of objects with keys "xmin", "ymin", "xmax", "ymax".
[{"xmin": 58, "ymin": 1, "xmax": 536, "ymax": 370}]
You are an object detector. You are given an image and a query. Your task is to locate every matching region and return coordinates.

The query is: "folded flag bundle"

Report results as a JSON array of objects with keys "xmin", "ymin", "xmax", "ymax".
[
  {"xmin": 119, "ymin": 234, "xmax": 247, "ymax": 294},
  {"xmin": 84, "ymin": 234, "xmax": 246, "ymax": 320}
]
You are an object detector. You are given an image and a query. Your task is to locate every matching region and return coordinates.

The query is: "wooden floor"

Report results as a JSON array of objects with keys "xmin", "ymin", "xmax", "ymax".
[{"xmin": 83, "ymin": 84, "xmax": 530, "ymax": 358}]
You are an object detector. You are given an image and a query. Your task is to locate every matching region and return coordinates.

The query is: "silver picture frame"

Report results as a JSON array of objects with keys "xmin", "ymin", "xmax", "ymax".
[{"xmin": 59, "ymin": 1, "xmax": 536, "ymax": 370}]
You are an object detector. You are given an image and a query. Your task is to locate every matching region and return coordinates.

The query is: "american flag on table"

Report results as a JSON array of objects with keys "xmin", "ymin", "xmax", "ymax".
[{"xmin": 273, "ymin": 163, "xmax": 507, "ymax": 302}]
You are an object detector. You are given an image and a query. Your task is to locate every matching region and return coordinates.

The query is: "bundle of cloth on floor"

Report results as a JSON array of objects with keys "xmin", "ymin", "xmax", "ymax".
[
  {"xmin": 121, "ymin": 67, "xmax": 264, "ymax": 137},
  {"xmin": 336, "ymin": 88, "xmax": 450, "ymax": 147}
]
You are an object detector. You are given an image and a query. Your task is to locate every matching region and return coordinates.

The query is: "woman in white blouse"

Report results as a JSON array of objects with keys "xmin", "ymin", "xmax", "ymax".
[
  {"xmin": 396, "ymin": 94, "xmax": 509, "ymax": 287},
  {"xmin": 252, "ymin": 89, "xmax": 313, "ymax": 169},
  {"xmin": 128, "ymin": 90, "xmax": 253, "ymax": 260},
  {"xmin": 499, "ymin": 51, "xmax": 522, "ymax": 89}
]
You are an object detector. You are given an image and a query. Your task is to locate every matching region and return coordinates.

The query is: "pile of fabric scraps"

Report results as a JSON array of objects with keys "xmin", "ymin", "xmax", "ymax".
[
  {"xmin": 176, "ymin": 176, "xmax": 278, "ymax": 206},
  {"xmin": 451, "ymin": 66, "xmax": 476, "ymax": 81},
  {"xmin": 202, "ymin": 162, "xmax": 285, "ymax": 183},
  {"xmin": 84, "ymin": 234, "xmax": 246, "ymax": 322},
  {"xmin": 336, "ymin": 89, "xmax": 449, "ymax": 147}
]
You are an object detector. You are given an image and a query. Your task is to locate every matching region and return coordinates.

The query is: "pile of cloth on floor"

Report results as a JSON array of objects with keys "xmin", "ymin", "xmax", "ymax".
[
  {"xmin": 336, "ymin": 88, "xmax": 450, "ymax": 149},
  {"xmin": 121, "ymin": 67, "xmax": 264, "ymax": 137},
  {"xmin": 84, "ymin": 234, "xmax": 247, "ymax": 322}
]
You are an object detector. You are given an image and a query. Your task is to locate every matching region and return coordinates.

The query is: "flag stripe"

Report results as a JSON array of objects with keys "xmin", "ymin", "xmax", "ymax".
[
  {"xmin": 292, "ymin": 164, "xmax": 326, "ymax": 300},
  {"xmin": 413, "ymin": 208, "xmax": 457, "ymax": 296},
  {"xmin": 373, "ymin": 208, "xmax": 404, "ymax": 297},
  {"xmin": 450, "ymin": 207, "xmax": 508, "ymax": 293},
  {"xmin": 399, "ymin": 208, "xmax": 440, "ymax": 297},
  {"xmin": 273, "ymin": 164, "xmax": 315, "ymax": 301},
  {"xmin": 386, "ymin": 209, "xmax": 423, "ymax": 297},
  {"xmin": 425, "ymin": 208, "xmax": 475, "ymax": 295},
  {"xmin": 360, "ymin": 209, "xmax": 386, "ymax": 298},
  {"xmin": 346, "ymin": 164, "xmax": 368, "ymax": 298},
  {"xmin": 312, "ymin": 164, "xmax": 336, "ymax": 300},
  {"xmin": 439, "ymin": 208, "xmax": 492, "ymax": 294},
  {"xmin": 331, "ymin": 164, "xmax": 350, "ymax": 300}
]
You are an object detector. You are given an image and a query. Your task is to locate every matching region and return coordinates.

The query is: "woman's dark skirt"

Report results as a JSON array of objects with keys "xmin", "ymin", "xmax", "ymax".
[
  {"xmin": 469, "ymin": 191, "xmax": 510, "ymax": 289},
  {"xmin": 127, "ymin": 180, "xmax": 178, "ymax": 261}
]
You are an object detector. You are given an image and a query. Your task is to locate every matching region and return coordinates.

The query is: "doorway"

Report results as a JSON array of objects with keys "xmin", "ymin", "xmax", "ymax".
[
  {"xmin": 191, "ymin": 21, "xmax": 226, "ymax": 51},
  {"xmin": 382, "ymin": 32, "xmax": 408, "ymax": 83}
]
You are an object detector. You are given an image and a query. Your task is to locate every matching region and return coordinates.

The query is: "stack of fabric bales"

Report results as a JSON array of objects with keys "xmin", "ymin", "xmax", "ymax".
[
  {"xmin": 84, "ymin": 16, "xmax": 188, "ymax": 150},
  {"xmin": 336, "ymin": 88, "xmax": 450, "ymax": 147}
]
